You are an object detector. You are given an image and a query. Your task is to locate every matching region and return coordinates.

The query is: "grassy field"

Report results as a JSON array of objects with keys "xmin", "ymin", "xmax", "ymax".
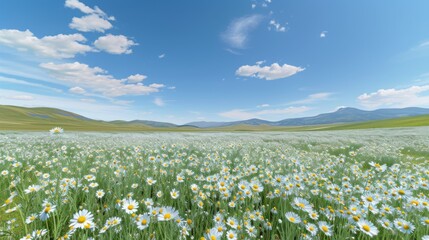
[{"xmin": 0, "ymin": 129, "xmax": 428, "ymax": 239}]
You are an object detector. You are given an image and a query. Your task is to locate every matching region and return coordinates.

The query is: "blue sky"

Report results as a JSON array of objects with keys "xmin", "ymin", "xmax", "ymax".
[{"xmin": 0, "ymin": 0, "xmax": 429, "ymax": 124}]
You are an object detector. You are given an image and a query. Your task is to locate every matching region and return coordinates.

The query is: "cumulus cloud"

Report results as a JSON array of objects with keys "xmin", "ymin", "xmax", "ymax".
[
  {"xmin": 94, "ymin": 34, "xmax": 137, "ymax": 54},
  {"xmin": 153, "ymin": 97, "xmax": 165, "ymax": 106},
  {"xmin": 65, "ymin": 0, "xmax": 115, "ymax": 32},
  {"xmin": 358, "ymin": 85, "xmax": 429, "ymax": 108},
  {"xmin": 127, "ymin": 74, "xmax": 147, "ymax": 83},
  {"xmin": 69, "ymin": 86, "xmax": 86, "ymax": 94},
  {"xmin": 65, "ymin": 0, "xmax": 106, "ymax": 16},
  {"xmin": 222, "ymin": 14, "xmax": 263, "ymax": 49},
  {"xmin": 40, "ymin": 62, "xmax": 164, "ymax": 97},
  {"xmin": 69, "ymin": 14, "xmax": 113, "ymax": 32},
  {"xmin": 220, "ymin": 106, "xmax": 310, "ymax": 120},
  {"xmin": 236, "ymin": 62, "xmax": 304, "ymax": 80},
  {"xmin": 268, "ymin": 20, "xmax": 286, "ymax": 32},
  {"xmin": 320, "ymin": 31, "xmax": 327, "ymax": 38},
  {"xmin": 0, "ymin": 29, "xmax": 93, "ymax": 59}
]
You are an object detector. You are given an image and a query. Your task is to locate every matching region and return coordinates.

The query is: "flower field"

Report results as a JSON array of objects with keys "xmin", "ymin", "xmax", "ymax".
[{"xmin": 0, "ymin": 129, "xmax": 428, "ymax": 239}]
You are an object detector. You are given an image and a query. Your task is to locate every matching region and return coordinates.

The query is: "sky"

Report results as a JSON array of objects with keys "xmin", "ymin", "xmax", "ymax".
[{"xmin": 0, "ymin": 0, "xmax": 429, "ymax": 124}]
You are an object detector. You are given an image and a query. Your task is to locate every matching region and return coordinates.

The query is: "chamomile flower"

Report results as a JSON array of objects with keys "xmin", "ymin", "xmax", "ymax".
[
  {"xmin": 96, "ymin": 189, "xmax": 105, "ymax": 198},
  {"xmin": 122, "ymin": 198, "xmax": 139, "ymax": 214},
  {"xmin": 170, "ymin": 189, "xmax": 180, "ymax": 199},
  {"xmin": 50, "ymin": 127, "xmax": 63, "ymax": 135},
  {"xmin": 204, "ymin": 228, "xmax": 222, "ymax": 240},
  {"xmin": 306, "ymin": 223, "xmax": 318, "ymax": 236},
  {"xmin": 394, "ymin": 218, "xmax": 415, "ymax": 234},
  {"xmin": 157, "ymin": 206, "xmax": 179, "ymax": 221},
  {"xmin": 226, "ymin": 230, "xmax": 237, "ymax": 240},
  {"xmin": 318, "ymin": 221, "xmax": 333, "ymax": 236},
  {"xmin": 135, "ymin": 213, "xmax": 151, "ymax": 230},
  {"xmin": 25, "ymin": 214, "xmax": 37, "ymax": 224},
  {"xmin": 39, "ymin": 202, "xmax": 56, "ymax": 221},
  {"xmin": 357, "ymin": 219, "xmax": 379, "ymax": 237},
  {"xmin": 69, "ymin": 209, "xmax": 94, "ymax": 229},
  {"xmin": 285, "ymin": 212, "xmax": 301, "ymax": 224}
]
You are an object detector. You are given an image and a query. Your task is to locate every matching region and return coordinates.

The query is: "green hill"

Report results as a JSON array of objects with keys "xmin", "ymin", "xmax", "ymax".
[
  {"xmin": 322, "ymin": 114, "xmax": 429, "ymax": 130},
  {"xmin": 1, "ymin": 105, "xmax": 429, "ymax": 131}
]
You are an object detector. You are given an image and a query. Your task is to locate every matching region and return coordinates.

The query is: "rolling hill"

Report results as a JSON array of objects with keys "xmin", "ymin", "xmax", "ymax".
[
  {"xmin": 186, "ymin": 107, "xmax": 429, "ymax": 127},
  {"xmin": 1, "ymin": 105, "xmax": 429, "ymax": 131}
]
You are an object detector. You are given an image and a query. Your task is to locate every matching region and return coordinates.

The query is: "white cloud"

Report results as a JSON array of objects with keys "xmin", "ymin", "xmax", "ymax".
[
  {"xmin": 0, "ymin": 75, "xmax": 62, "ymax": 93},
  {"xmin": 0, "ymin": 29, "xmax": 93, "ymax": 59},
  {"xmin": 158, "ymin": 53, "xmax": 165, "ymax": 59},
  {"xmin": 236, "ymin": 62, "xmax": 304, "ymax": 80},
  {"xmin": 65, "ymin": 0, "xmax": 106, "ymax": 16},
  {"xmin": 220, "ymin": 106, "xmax": 310, "ymax": 120},
  {"xmin": 94, "ymin": 34, "xmax": 137, "ymax": 54},
  {"xmin": 40, "ymin": 61, "xmax": 164, "ymax": 97},
  {"xmin": 269, "ymin": 20, "xmax": 286, "ymax": 32},
  {"xmin": 222, "ymin": 14, "xmax": 263, "ymax": 49},
  {"xmin": 358, "ymin": 85, "xmax": 429, "ymax": 108},
  {"xmin": 127, "ymin": 74, "xmax": 147, "ymax": 83},
  {"xmin": 154, "ymin": 97, "xmax": 165, "ymax": 106},
  {"xmin": 320, "ymin": 31, "xmax": 327, "ymax": 38},
  {"xmin": 419, "ymin": 41, "xmax": 429, "ymax": 48},
  {"xmin": 289, "ymin": 92, "xmax": 332, "ymax": 104},
  {"xmin": 69, "ymin": 86, "xmax": 86, "ymax": 94},
  {"xmin": 6, "ymin": 95, "xmax": 35, "ymax": 101},
  {"xmin": 257, "ymin": 104, "xmax": 270, "ymax": 108},
  {"xmin": 69, "ymin": 14, "xmax": 113, "ymax": 32}
]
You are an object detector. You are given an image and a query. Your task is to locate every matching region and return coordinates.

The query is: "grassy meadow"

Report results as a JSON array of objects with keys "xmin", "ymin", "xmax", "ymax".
[{"xmin": 0, "ymin": 129, "xmax": 428, "ymax": 239}]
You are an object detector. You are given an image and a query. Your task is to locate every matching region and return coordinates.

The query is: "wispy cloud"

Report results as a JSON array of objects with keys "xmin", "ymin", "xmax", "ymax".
[
  {"xmin": 222, "ymin": 14, "xmax": 264, "ymax": 49},
  {"xmin": 236, "ymin": 62, "xmax": 304, "ymax": 80},
  {"xmin": 289, "ymin": 92, "xmax": 333, "ymax": 105},
  {"xmin": 357, "ymin": 85, "xmax": 429, "ymax": 108},
  {"xmin": 158, "ymin": 53, "xmax": 165, "ymax": 59},
  {"xmin": 220, "ymin": 106, "xmax": 310, "ymax": 120},
  {"xmin": 153, "ymin": 97, "xmax": 165, "ymax": 106},
  {"xmin": 0, "ymin": 75, "xmax": 62, "ymax": 93}
]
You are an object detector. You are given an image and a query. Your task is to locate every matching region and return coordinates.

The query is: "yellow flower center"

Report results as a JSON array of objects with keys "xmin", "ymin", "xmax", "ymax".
[
  {"xmin": 44, "ymin": 206, "xmax": 51, "ymax": 213},
  {"xmin": 141, "ymin": 219, "xmax": 147, "ymax": 225},
  {"xmin": 403, "ymin": 224, "xmax": 409, "ymax": 230},
  {"xmin": 164, "ymin": 213, "xmax": 171, "ymax": 220},
  {"xmin": 398, "ymin": 190, "xmax": 405, "ymax": 195},
  {"xmin": 77, "ymin": 216, "xmax": 86, "ymax": 223},
  {"xmin": 366, "ymin": 197, "xmax": 373, "ymax": 202},
  {"xmin": 127, "ymin": 204, "xmax": 134, "ymax": 210},
  {"xmin": 322, "ymin": 226, "xmax": 329, "ymax": 232},
  {"xmin": 289, "ymin": 217, "xmax": 295, "ymax": 222},
  {"xmin": 210, "ymin": 236, "xmax": 216, "ymax": 240},
  {"xmin": 362, "ymin": 225, "xmax": 370, "ymax": 232}
]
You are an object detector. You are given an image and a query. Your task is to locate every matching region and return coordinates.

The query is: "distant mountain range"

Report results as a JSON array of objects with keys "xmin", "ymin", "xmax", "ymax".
[
  {"xmin": 186, "ymin": 107, "xmax": 429, "ymax": 128},
  {"xmin": 1, "ymin": 105, "xmax": 429, "ymax": 131}
]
